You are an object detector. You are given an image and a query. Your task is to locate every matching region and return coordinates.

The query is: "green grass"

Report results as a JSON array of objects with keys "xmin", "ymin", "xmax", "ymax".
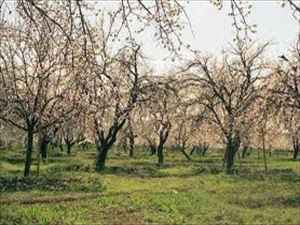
[{"xmin": 0, "ymin": 146, "xmax": 300, "ymax": 225}]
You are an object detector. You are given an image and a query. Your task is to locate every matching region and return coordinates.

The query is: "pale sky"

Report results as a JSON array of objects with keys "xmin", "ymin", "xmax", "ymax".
[
  {"xmin": 6, "ymin": 1, "xmax": 300, "ymax": 73},
  {"xmin": 97, "ymin": 0, "xmax": 299, "ymax": 72},
  {"xmin": 139, "ymin": 0, "xmax": 299, "ymax": 72}
]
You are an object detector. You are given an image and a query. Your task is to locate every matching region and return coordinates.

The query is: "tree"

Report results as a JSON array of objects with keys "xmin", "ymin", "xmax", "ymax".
[
  {"xmin": 182, "ymin": 40, "xmax": 269, "ymax": 173},
  {"xmin": 82, "ymin": 18, "xmax": 148, "ymax": 171},
  {"xmin": 61, "ymin": 115, "xmax": 86, "ymax": 155},
  {"xmin": 139, "ymin": 77, "xmax": 179, "ymax": 166},
  {"xmin": 168, "ymin": 85, "xmax": 208, "ymax": 160},
  {"xmin": 119, "ymin": 114, "xmax": 136, "ymax": 157},
  {"xmin": 0, "ymin": 18, "xmax": 80, "ymax": 176}
]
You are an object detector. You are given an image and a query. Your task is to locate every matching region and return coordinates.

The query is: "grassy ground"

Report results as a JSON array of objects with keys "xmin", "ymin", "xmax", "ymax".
[{"xmin": 0, "ymin": 146, "xmax": 300, "ymax": 225}]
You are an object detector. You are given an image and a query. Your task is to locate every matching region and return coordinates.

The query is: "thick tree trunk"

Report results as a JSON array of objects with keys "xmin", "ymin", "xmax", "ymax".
[
  {"xmin": 224, "ymin": 145, "xmax": 235, "ymax": 174},
  {"xmin": 24, "ymin": 129, "xmax": 34, "ymax": 177},
  {"xmin": 224, "ymin": 137, "xmax": 240, "ymax": 174},
  {"xmin": 96, "ymin": 144, "xmax": 109, "ymax": 171},
  {"xmin": 156, "ymin": 125, "xmax": 170, "ymax": 166},
  {"xmin": 157, "ymin": 144, "xmax": 164, "ymax": 166}
]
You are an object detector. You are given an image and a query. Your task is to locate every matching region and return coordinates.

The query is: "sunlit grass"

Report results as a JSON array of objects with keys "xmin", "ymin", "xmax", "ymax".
[{"xmin": 1, "ymin": 146, "xmax": 300, "ymax": 225}]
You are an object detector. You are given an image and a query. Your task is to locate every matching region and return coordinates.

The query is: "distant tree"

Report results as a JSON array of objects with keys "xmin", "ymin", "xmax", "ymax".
[{"xmin": 139, "ymin": 77, "xmax": 179, "ymax": 166}]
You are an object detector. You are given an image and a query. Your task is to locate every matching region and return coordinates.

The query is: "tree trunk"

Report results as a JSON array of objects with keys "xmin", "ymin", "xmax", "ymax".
[
  {"xmin": 292, "ymin": 137, "xmax": 299, "ymax": 160},
  {"xmin": 190, "ymin": 146, "xmax": 196, "ymax": 155},
  {"xmin": 129, "ymin": 147, "xmax": 134, "ymax": 158},
  {"xmin": 39, "ymin": 137, "xmax": 48, "ymax": 161},
  {"xmin": 202, "ymin": 146, "xmax": 209, "ymax": 156},
  {"xmin": 67, "ymin": 143, "xmax": 72, "ymax": 155},
  {"xmin": 224, "ymin": 145, "xmax": 235, "ymax": 174},
  {"xmin": 157, "ymin": 144, "xmax": 164, "ymax": 166},
  {"xmin": 241, "ymin": 146, "xmax": 248, "ymax": 158},
  {"xmin": 24, "ymin": 129, "xmax": 34, "ymax": 177},
  {"xmin": 262, "ymin": 132, "xmax": 268, "ymax": 173},
  {"xmin": 181, "ymin": 149, "xmax": 191, "ymax": 160},
  {"xmin": 224, "ymin": 137, "xmax": 240, "ymax": 174},
  {"xmin": 293, "ymin": 147, "xmax": 299, "ymax": 160},
  {"xmin": 37, "ymin": 150, "xmax": 40, "ymax": 177},
  {"xmin": 96, "ymin": 143, "xmax": 109, "ymax": 171},
  {"xmin": 150, "ymin": 145, "xmax": 156, "ymax": 155},
  {"xmin": 128, "ymin": 135, "xmax": 134, "ymax": 158},
  {"xmin": 59, "ymin": 144, "xmax": 64, "ymax": 152},
  {"xmin": 180, "ymin": 146, "xmax": 191, "ymax": 161}
]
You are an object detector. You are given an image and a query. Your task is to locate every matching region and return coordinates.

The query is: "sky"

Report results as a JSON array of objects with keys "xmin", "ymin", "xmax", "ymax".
[
  {"xmin": 8, "ymin": 0, "xmax": 298, "ymax": 73},
  {"xmin": 139, "ymin": 0, "xmax": 299, "ymax": 72},
  {"xmin": 96, "ymin": 0, "xmax": 300, "ymax": 72}
]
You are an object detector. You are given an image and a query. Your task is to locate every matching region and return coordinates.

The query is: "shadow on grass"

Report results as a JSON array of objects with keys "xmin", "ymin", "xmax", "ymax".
[
  {"xmin": 98, "ymin": 160, "xmax": 225, "ymax": 178},
  {"xmin": 99, "ymin": 165, "xmax": 168, "ymax": 178},
  {"xmin": 235, "ymin": 168, "xmax": 300, "ymax": 183},
  {"xmin": 0, "ymin": 175, "xmax": 104, "ymax": 193},
  {"xmin": 230, "ymin": 193, "xmax": 300, "ymax": 209},
  {"xmin": 1, "ymin": 154, "xmax": 24, "ymax": 164},
  {"xmin": 277, "ymin": 195, "xmax": 300, "ymax": 207}
]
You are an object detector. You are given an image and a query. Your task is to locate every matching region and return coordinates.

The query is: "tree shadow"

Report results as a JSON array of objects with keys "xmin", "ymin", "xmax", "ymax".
[
  {"xmin": 235, "ymin": 168, "xmax": 300, "ymax": 183},
  {"xmin": 0, "ymin": 175, "xmax": 104, "ymax": 193},
  {"xmin": 99, "ymin": 165, "xmax": 168, "ymax": 178},
  {"xmin": 230, "ymin": 194, "xmax": 300, "ymax": 209}
]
